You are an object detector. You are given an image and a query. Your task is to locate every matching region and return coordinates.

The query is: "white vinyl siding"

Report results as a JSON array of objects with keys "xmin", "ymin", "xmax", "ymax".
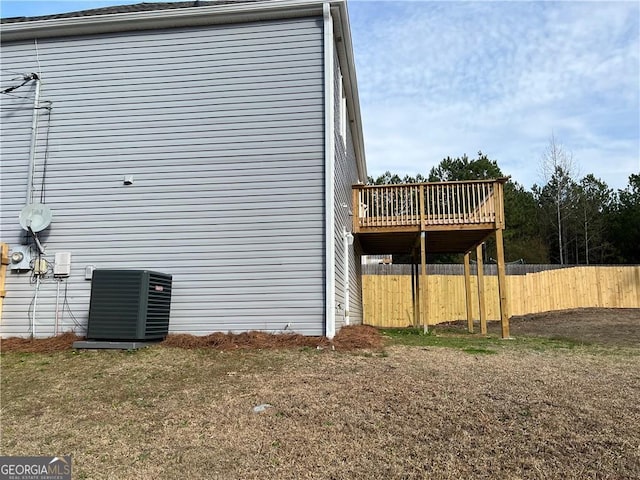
[
  {"xmin": 332, "ymin": 50, "xmax": 363, "ymax": 329},
  {"xmin": 0, "ymin": 17, "xmax": 327, "ymax": 337}
]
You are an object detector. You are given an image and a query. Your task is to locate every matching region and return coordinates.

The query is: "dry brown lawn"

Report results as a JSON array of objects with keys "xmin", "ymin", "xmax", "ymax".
[{"xmin": 1, "ymin": 309, "xmax": 639, "ymax": 479}]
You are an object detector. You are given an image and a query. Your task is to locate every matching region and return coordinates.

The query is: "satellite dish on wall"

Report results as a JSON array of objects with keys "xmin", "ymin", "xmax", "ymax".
[{"xmin": 20, "ymin": 203, "xmax": 52, "ymax": 232}]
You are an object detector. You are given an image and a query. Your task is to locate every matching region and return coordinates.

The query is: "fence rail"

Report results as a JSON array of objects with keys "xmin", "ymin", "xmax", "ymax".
[
  {"xmin": 362, "ymin": 263, "xmax": 576, "ymax": 276},
  {"xmin": 363, "ymin": 266, "xmax": 640, "ymax": 327},
  {"xmin": 353, "ymin": 179, "xmax": 505, "ymax": 231}
]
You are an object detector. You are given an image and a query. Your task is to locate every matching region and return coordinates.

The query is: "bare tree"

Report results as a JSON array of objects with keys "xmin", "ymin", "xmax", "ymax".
[{"xmin": 538, "ymin": 134, "xmax": 579, "ymax": 265}]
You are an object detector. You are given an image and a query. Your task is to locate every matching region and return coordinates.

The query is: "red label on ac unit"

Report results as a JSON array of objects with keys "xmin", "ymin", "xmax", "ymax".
[{"xmin": 155, "ymin": 285, "xmax": 164, "ymax": 291}]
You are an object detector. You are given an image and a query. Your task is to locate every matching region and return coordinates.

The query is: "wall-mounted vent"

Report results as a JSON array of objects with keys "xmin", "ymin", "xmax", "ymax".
[{"xmin": 87, "ymin": 269, "xmax": 172, "ymax": 341}]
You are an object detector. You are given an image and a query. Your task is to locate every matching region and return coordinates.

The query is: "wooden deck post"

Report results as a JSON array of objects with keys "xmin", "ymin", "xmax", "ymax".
[
  {"xmin": 419, "ymin": 184, "xmax": 426, "ymax": 229},
  {"xmin": 414, "ymin": 250, "xmax": 420, "ymax": 329},
  {"xmin": 352, "ymin": 186, "xmax": 360, "ymax": 234},
  {"xmin": 420, "ymin": 231, "xmax": 428, "ymax": 333},
  {"xmin": 476, "ymin": 243, "xmax": 487, "ymax": 335},
  {"xmin": 463, "ymin": 251, "xmax": 473, "ymax": 333},
  {"xmin": 495, "ymin": 228, "xmax": 510, "ymax": 338},
  {"xmin": 411, "ymin": 256, "xmax": 417, "ymax": 328}
]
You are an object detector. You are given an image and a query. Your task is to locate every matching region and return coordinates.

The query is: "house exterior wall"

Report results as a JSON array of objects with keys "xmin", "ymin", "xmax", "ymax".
[
  {"xmin": 332, "ymin": 50, "xmax": 363, "ymax": 329},
  {"xmin": 0, "ymin": 16, "xmax": 329, "ymax": 337}
]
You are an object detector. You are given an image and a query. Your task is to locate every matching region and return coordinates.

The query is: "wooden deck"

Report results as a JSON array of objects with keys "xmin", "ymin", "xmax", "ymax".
[
  {"xmin": 352, "ymin": 179, "xmax": 510, "ymax": 337},
  {"xmin": 352, "ymin": 179, "xmax": 506, "ymax": 254}
]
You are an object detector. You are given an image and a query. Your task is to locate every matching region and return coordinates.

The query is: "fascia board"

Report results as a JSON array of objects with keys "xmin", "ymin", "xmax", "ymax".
[
  {"xmin": 0, "ymin": 0, "xmax": 324, "ymax": 41},
  {"xmin": 330, "ymin": 2, "xmax": 367, "ymax": 181}
]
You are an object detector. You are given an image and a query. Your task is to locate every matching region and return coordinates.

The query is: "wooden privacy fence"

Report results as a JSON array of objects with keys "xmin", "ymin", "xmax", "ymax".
[{"xmin": 363, "ymin": 266, "xmax": 640, "ymax": 327}]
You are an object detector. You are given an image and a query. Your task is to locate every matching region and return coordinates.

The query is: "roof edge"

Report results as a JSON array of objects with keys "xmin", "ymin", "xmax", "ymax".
[{"xmin": 0, "ymin": 0, "xmax": 324, "ymax": 41}]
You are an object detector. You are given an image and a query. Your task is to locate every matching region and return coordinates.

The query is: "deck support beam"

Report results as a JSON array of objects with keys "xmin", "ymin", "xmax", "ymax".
[
  {"xmin": 495, "ymin": 228, "xmax": 510, "ymax": 338},
  {"xmin": 411, "ymin": 257, "xmax": 417, "ymax": 328},
  {"xmin": 420, "ymin": 231, "xmax": 427, "ymax": 333},
  {"xmin": 353, "ymin": 179, "xmax": 510, "ymax": 333},
  {"xmin": 463, "ymin": 251, "xmax": 473, "ymax": 333},
  {"xmin": 476, "ymin": 243, "xmax": 487, "ymax": 335}
]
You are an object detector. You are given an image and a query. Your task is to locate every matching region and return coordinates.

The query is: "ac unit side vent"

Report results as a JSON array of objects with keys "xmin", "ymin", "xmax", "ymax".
[{"xmin": 87, "ymin": 269, "xmax": 172, "ymax": 341}]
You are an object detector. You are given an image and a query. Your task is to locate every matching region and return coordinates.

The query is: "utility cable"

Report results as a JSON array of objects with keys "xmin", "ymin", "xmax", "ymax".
[{"xmin": 1, "ymin": 73, "xmax": 37, "ymax": 94}]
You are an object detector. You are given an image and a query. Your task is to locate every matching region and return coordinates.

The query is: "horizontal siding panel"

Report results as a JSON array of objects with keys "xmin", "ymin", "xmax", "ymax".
[
  {"xmin": 2, "ymin": 103, "xmax": 322, "ymax": 123},
  {"xmin": 5, "ymin": 132, "xmax": 322, "ymax": 151},
  {"xmin": 36, "ymin": 76, "xmax": 323, "ymax": 98},
  {"xmin": 1, "ymin": 153, "xmax": 323, "ymax": 172},
  {"xmin": 12, "ymin": 60, "xmax": 322, "ymax": 84},
  {"xmin": 2, "ymin": 18, "xmax": 321, "ymax": 53},
  {"xmin": 1, "ymin": 16, "xmax": 327, "ymax": 337},
  {"xmin": 0, "ymin": 143, "xmax": 323, "ymax": 159},
  {"xmin": 4, "ymin": 98, "xmax": 324, "ymax": 119},
  {"xmin": 0, "ymin": 189, "xmax": 324, "ymax": 208},
  {"xmin": 27, "ymin": 85, "xmax": 323, "ymax": 108},
  {"xmin": 26, "ymin": 25, "xmax": 321, "ymax": 50},
  {"xmin": 3, "ymin": 159, "xmax": 324, "ymax": 180},
  {"xmin": 5, "ymin": 75, "xmax": 324, "ymax": 100},
  {"xmin": 23, "ymin": 48, "xmax": 323, "ymax": 73},
  {"xmin": 3, "ymin": 120, "xmax": 322, "ymax": 143},
  {"xmin": 19, "ymin": 227, "xmax": 324, "ymax": 239},
  {"xmin": 0, "ymin": 218, "xmax": 323, "ymax": 233},
  {"xmin": 41, "ymin": 109, "xmax": 321, "ymax": 130}
]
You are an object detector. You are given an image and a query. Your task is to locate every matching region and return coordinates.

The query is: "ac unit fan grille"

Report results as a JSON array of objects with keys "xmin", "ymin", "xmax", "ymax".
[{"xmin": 145, "ymin": 273, "xmax": 172, "ymax": 337}]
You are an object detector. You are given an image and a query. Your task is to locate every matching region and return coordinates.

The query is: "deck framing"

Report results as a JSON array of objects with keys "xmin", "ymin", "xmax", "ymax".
[{"xmin": 353, "ymin": 179, "xmax": 510, "ymax": 338}]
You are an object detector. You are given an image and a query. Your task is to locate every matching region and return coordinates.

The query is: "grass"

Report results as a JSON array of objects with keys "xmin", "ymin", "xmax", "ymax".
[{"xmin": 2, "ymin": 313, "xmax": 640, "ymax": 479}]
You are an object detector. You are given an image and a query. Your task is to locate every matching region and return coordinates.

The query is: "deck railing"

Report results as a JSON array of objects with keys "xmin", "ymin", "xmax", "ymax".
[{"xmin": 353, "ymin": 179, "xmax": 505, "ymax": 232}]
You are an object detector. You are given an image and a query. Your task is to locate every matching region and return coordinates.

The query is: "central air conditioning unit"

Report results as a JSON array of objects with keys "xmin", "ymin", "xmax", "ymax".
[{"xmin": 87, "ymin": 269, "xmax": 172, "ymax": 341}]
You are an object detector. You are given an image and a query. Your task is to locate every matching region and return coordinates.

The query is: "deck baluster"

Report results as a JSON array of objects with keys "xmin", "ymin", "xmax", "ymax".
[{"xmin": 353, "ymin": 179, "xmax": 503, "ymax": 231}]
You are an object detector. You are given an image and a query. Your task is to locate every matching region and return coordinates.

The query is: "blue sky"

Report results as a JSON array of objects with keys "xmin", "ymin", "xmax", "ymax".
[{"xmin": 2, "ymin": 0, "xmax": 638, "ymax": 189}]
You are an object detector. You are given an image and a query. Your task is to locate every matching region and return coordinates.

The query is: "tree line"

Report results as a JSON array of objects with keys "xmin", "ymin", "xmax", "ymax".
[{"xmin": 367, "ymin": 148, "xmax": 639, "ymax": 265}]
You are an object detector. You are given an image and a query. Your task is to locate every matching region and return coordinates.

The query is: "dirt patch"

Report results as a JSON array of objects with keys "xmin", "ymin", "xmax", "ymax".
[
  {"xmin": 0, "ymin": 325, "xmax": 383, "ymax": 353},
  {"xmin": 433, "ymin": 308, "xmax": 640, "ymax": 347},
  {"xmin": 494, "ymin": 308, "xmax": 640, "ymax": 346}
]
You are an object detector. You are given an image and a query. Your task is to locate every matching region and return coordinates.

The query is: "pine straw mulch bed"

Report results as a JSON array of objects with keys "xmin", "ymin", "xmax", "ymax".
[
  {"xmin": 0, "ymin": 331, "xmax": 83, "ymax": 354},
  {"xmin": 0, "ymin": 325, "xmax": 384, "ymax": 354}
]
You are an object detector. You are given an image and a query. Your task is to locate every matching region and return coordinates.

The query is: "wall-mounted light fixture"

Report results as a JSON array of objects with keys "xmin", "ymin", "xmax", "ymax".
[{"xmin": 344, "ymin": 231, "xmax": 354, "ymax": 245}]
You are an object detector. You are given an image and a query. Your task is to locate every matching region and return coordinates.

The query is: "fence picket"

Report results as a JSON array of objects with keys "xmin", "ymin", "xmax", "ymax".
[{"xmin": 362, "ymin": 266, "xmax": 640, "ymax": 327}]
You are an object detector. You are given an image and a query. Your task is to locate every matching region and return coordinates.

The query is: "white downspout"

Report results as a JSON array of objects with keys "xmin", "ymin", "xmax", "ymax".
[
  {"xmin": 323, "ymin": 2, "xmax": 336, "ymax": 339},
  {"xmin": 342, "ymin": 227, "xmax": 351, "ymax": 326}
]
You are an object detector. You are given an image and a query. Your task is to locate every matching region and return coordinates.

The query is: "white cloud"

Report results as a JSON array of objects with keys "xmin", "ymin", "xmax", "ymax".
[{"xmin": 350, "ymin": 0, "xmax": 640, "ymax": 189}]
